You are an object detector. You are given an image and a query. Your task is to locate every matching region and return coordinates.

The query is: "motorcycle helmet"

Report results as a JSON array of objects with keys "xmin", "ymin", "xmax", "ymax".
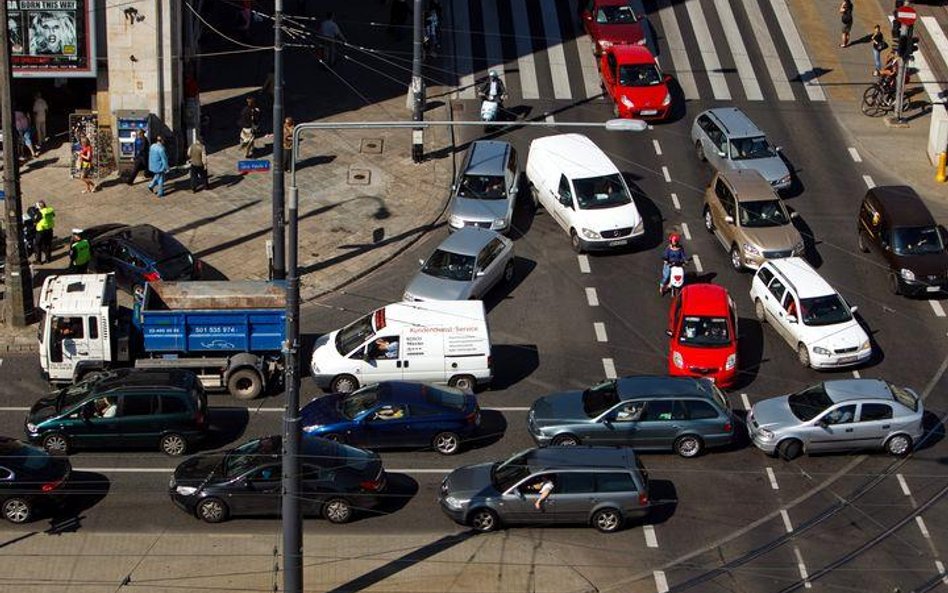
[
  {"xmin": 669, "ymin": 233, "xmax": 681, "ymax": 246},
  {"xmin": 489, "ymin": 70, "xmax": 498, "ymax": 79}
]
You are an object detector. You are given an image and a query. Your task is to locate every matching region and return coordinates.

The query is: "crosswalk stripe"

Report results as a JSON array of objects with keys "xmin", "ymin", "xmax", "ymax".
[
  {"xmin": 539, "ymin": 0, "xmax": 572, "ymax": 99},
  {"xmin": 768, "ymin": 0, "xmax": 825, "ymax": 101},
  {"xmin": 508, "ymin": 0, "xmax": 540, "ymax": 100},
  {"xmin": 452, "ymin": 0, "xmax": 476, "ymax": 99},
  {"xmin": 713, "ymin": 0, "xmax": 763, "ymax": 100},
  {"xmin": 656, "ymin": 0, "xmax": 699, "ymax": 100},
  {"xmin": 922, "ymin": 16, "xmax": 948, "ymax": 72},
  {"xmin": 480, "ymin": 0, "xmax": 507, "ymax": 87},
  {"xmin": 569, "ymin": 0, "xmax": 604, "ymax": 100},
  {"xmin": 918, "ymin": 17, "xmax": 948, "ymax": 103},
  {"xmin": 684, "ymin": 0, "xmax": 731, "ymax": 100},
  {"xmin": 741, "ymin": 0, "xmax": 795, "ymax": 101}
]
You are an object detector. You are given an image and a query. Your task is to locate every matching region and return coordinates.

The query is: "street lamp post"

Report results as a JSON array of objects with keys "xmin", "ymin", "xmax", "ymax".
[{"xmin": 281, "ymin": 117, "xmax": 644, "ymax": 593}]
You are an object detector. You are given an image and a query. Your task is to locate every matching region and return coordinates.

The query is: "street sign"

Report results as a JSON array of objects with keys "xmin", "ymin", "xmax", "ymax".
[
  {"xmin": 0, "ymin": 190, "xmax": 5, "ymax": 201},
  {"xmin": 237, "ymin": 159, "xmax": 271, "ymax": 173},
  {"xmin": 896, "ymin": 6, "xmax": 917, "ymax": 26}
]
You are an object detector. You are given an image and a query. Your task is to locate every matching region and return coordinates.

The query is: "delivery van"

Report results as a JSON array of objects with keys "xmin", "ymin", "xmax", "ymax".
[{"xmin": 310, "ymin": 301, "xmax": 492, "ymax": 394}]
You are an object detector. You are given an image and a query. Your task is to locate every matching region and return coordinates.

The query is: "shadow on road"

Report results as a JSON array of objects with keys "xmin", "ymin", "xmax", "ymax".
[{"xmin": 489, "ymin": 344, "xmax": 539, "ymax": 391}]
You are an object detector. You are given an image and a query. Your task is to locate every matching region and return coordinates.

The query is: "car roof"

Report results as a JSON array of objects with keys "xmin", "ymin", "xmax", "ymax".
[
  {"xmin": 615, "ymin": 375, "xmax": 717, "ymax": 401},
  {"xmin": 524, "ymin": 446, "xmax": 635, "ymax": 471},
  {"xmin": 610, "ymin": 45, "xmax": 654, "ymax": 63},
  {"xmin": 378, "ymin": 381, "xmax": 464, "ymax": 407},
  {"xmin": 680, "ymin": 283, "xmax": 730, "ymax": 317},
  {"xmin": 595, "ymin": 0, "xmax": 634, "ymax": 6},
  {"xmin": 764, "ymin": 257, "xmax": 837, "ymax": 299},
  {"xmin": 529, "ymin": 134, "xmax": 619, "ymax": 179},
  {"xmin": 867, "ymin": 186, "xmax": 935, "ymax": 227},
  {"xmin": 95, "ymin": 369, "xmax": 196, "ymax": 392},
  {"xmin": 824, "ymin": 379, "xmax": 893, "ymax": 403},
  {"xmin": 720, "ymin": 170, "xmax": 778, "ymax": 202},
  {"xmin": 703, "ymin": 107, "xmax": 763, "ymax": 139},
  {"xmin": 96, "ymin": 224, "xmax": 188, "ymax": 260},
  {"xmin": 464, "ymin": 141, "xmax": 510, "ymax": 177},
  {"xmin": 436, "ymin": 226, "xmax": 501, "ymax": 256}
]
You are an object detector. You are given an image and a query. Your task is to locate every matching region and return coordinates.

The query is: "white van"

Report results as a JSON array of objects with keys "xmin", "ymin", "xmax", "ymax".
[
  {"xmin": 526, "ymin": 133, "xmax": 644, "ymax": 253},
  {"xmin": 310, "ymin": 301, "xmax": 492, "ymax": 394}
]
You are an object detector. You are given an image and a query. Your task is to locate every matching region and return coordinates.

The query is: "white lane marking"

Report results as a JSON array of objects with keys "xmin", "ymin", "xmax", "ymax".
[
  {"xmin": 863, "ymin": 175, "xmax": 875, "ymax": 189},
  {"xmin": 0, "ymin": 407, "xmax": 29, "ymax": 411},
  {"xmin": 662, "ymin": 166, "xmax": 671, "ymax": 183},
  {"xmin": 670, "ymin": 193, "xmax": 681, "ymax": 211},
  {"xmin": 851, "ymin": 370, "xmax": 861, "ymax": 378},
  {"xmin": 594, "ymin": 322, "xmax": 608, "ymax": 343},
  {"xmin": 480, "ymin": 0, "xmax": 506, "ymax": 89},
  {"xmin": 766, "ymin": 467, "xmax": 779, "ymax": 490},
  {"xmin": 769, "ymin": 0, "xmax": 825, "ymax": 101},
  {"xmin": 585, "ymin": 287, "xmax": 600, "ymax": 307},
  {"xmin": 793, "ymin": 545, "xmax": 812, "ymax": 588},
  {"xmin": 259, "ymin": 406, "xmax": 529, "ymax": 413},
  {"xmin": 653, "ymin": 139, "xmax": 663, "ymax": 156},
  {"xmin": 680, "ymin": 223, "xmax": 691, "ymax": 241},
  {"xmin": 602, "ymin": 358, "xmax": 617, "ymax": 379},
  {"xmin": 78, "ymin": 467, "xmax": 172, "ymax": 473},
  {"xmin": 780, "ymin": 509, "xmax": 793, "ymax": 533},
  {"xmin": 570, "ymin": 0, "xmax": 602, "ymax": 99},
  {"xmin": 451, "ymin": 0, "xmax": 475, "ymax": 99},
  {"xmin": 907, "ymin": 17, "xmax": 944, "ymax": 103},
  {"xmin": 390, "ymin": 469, "xmax": 452, "ymax": 474},
  {"xmin": 545, "ymin": 113, "xmax": 556, "ymax": 124},
  {"xmin": 0, "ymin": 359, "xmax": 3, "ymax": 366},
  {"xmin": 692, "ymin": 254, "xmax": 703, "ymax": 273},
  {"xmin": 486, "ymin": 407, "xmax": 530, "ymax": 412},
  {"xmin": 653, "ymin": 570, "xmax": 669, "ymax": 593},
  {"xmin": 848, "ymin": 147, "xmax": 862, "ymax": 162},
  {"xmin": 578, "ymin": 255, "xmax": 591, "ymax": 274},
  {"xmin": 935, "ymin": 560, "xmax": 948, "ymax": 585},
  {"xmin": 539, "ymin": 0, "xmax": 572, "ymax": 99},
  {"xmin": 930, "ymin": 300, "xmax": 946, "ymax": 317},
  {"xmin": 684, "ymin": 0, "xmax": 731, "ymax": 100},
  {"xmin": 643, "ymin": 524, "xmax": 659, "ymax": 548},
  {"xmin": 896, "ymin": 473, "xmax": 912, "ymax": 497},
  {"xmin": 509, "ymin": 0, "xmax": 540, "ymax": 99},
  {"xmin": 656, "ymin": 0, "xmax": 698, "ymax": 100},
  {"xmin": 916, "ymin": 516, "xmax": 931, "ymax": 539},
  {"xmin": 741, "ymin": 393, "xmax": 751, "ymax": 411},
  {"xmin": 922, "ymin": 17, "xmax": 948, "ymax": 97},
  {"xmin": 712, "ymin": 0, "xmax": 763, "ymax": 100},
  {"xmin": 741, "ymin": 0, "xmax": 794, "ymax": 101}
]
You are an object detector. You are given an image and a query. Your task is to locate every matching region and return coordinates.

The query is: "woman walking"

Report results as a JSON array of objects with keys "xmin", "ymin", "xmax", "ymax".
[
  {"xmin": 839, "ymin": 0, "xmax": 854, "ymax": 48},
  {"xmin": 76, "ymin": 136, "xmax": 97, "ymax": 193}
]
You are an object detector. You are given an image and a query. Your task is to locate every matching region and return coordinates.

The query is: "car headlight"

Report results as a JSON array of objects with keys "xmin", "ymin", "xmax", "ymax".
[
  {"xmin": 900, "ymin": 268, "xmax": 915, "ymax": 281},
  {"xmin": 673, "ymin": 351, "xmax": 684, "ymax": 369},
  {"xmin": 302, "ymin": 425, "xmax": 321, "ymax": 433},
  {"xmin": 662, "ymin": 92, "xmax": 671, "ymax": 106},
  {"xmin": 599, "ymin": 39, "xmax": 613, "ymax": 49},
  {"xmin": 448, "ymin": 215, "xmax": 464, "ymax": 228},
  {"xmin": 492, "ymin": 218, "xmax": 508, "ymax": 229},
  {"xmin": 175, "ymin": 485, "xmax": 198, "ymax": 496},
  {"xmin": 620, "ymin": 95, "xmax": 634, "ymax": 108},
  {"xmin": 581, "ymin": 228, "xmax": 601, "ymax": 240},
  {"xmin": 26, "ymin": 423, "xmax": 36, "ymax": 433},
  {"xmin": 813, "ymin": 346, "xmax": 831, "ymax": 356},
  {"xmin": 775, "ymin": 174, "xmax": 791, "ymax": 186},
  {"xmin": 860, "ymin": 339, "xmax": 871, "ymax": 351},
  {"xmin": 443, "ymin": 496, "xmax": 466, "ymax": 510},
  {"xmin": 632, "ymin": 218, "xmax": 644, "ymax": 235},
  {"xmin": 725, "ymin": 354, "xmax": 736, "ymax": 370},
  {"xmin": 743, "ymin": 243, "xmax": 760, "ymax": 256},
  {"xmin": 757, "ymin": 428, "xmax": 774, "ymax": 440}
]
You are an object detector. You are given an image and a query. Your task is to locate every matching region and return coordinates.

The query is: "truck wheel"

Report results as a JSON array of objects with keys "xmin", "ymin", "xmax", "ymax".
[
  {"xmin": 449, "ymin": 375, "xmax": 476, "ymax": 392},
  {"xmin": 227, "ymin": 369, "xmax": 263, "ymax": 400},
  {"xmin": 330, "ymin": 374, "xmax": 359, "ymax": 394}
]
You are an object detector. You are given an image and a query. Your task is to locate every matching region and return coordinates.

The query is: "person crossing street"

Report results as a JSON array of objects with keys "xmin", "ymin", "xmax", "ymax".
[{"xmin": 68, "ymin": 229, "xmax": 91, "ymax": 273}]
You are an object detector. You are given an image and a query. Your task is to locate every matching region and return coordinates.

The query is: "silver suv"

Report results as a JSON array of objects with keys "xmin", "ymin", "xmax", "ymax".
[{"xmin": 447, "ymin": 141, "xmax": 519, "ymax": 234}]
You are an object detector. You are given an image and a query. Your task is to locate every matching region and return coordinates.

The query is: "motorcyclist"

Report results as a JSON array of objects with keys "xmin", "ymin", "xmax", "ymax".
[
  {"xmin": 479, "ymin": 71, "xmax": 507, "ymax": 105},
  {"xmin": 660, "ymin": 233, "xmax": 687, "ymax": 294}
]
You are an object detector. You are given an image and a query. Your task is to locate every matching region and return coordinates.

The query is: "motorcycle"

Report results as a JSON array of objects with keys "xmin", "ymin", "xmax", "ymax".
[
  {"xmin": 663, "ymin": 258, "xmax": 689, "ymax": 298},
  {"xmin": 480, "ymin": 91, "xmax": 506, "ymax": 129}
]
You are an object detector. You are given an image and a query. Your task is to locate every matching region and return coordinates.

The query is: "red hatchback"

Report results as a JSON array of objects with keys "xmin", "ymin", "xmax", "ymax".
[
  {"xmin": 580, "ymin": 0, "xmax": 646, "ymax": 54},
  {"xmin": 667, "ymin": 284, "xmax": 739, "ymax": 387},
  {"xmin": 600, "ymin": 46, "xmax": 671, "ymax": 121}
]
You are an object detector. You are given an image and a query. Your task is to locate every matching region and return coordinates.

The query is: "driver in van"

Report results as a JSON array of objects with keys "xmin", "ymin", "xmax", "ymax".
[{"xmin": 372, "ymin": 338, "xmax": 399, "ymax": 359}]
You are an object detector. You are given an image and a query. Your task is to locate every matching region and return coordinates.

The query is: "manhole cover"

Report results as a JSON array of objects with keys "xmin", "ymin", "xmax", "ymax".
[
  {"xmin": 361, "ymin": 138, "xmax": 383, "ymax": 154},
  {"xmin": 348, "ymin": 167, "xmax": 371, "ymax": 185}
]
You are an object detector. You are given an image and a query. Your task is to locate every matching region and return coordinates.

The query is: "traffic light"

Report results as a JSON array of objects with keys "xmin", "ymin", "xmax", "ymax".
[{"xmin": 898, "ymin": 35, "xmax": 920, "ymax": 58}]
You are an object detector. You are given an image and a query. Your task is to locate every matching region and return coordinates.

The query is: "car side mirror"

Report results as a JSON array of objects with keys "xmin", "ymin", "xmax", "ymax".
[
  {"xmin": 665, "ymin": 329, "xmax": 672, "ymax": 337},
  {"xmin": 786, "ymin": 315, "xmax": 797, "ymax": 323},
  {"xmin": 717, "ymin": 151, "xmax": 726, "ymax": 158},
  {"xmin": 850, "ymin": 305, "xmax": 858, "ymax": 314},
  {"xmin": 724, "ymin": 215, "xmax": 734, "ymax": 224},
  {"xmin": 790, "ymin": 211, "xmax": 799, "ymax": 219}
]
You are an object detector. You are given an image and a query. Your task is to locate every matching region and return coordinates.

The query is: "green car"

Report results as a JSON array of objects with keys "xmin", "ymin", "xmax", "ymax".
[{"xmin": 26, "ymin": 369, "xmax": 208, "ymax": 456}]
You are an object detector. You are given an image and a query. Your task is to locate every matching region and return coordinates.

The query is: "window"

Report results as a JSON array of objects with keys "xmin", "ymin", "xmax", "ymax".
[
  {"xmin": 714, "ymin": 178, "xmax": 729, "ymax": 202},
  {"xmin": 685, "ymin": 400, "xmax": 720, "ymax": 420},
  {"xmin": 595, "ymin": 472, "xmax": 637, "ymax": 493},
  {"xmin": 369, "ymin": 336, "xmax": 399, "ymax": 360},
  {"xmin": 558, "ymin": 473, "xmax": 596, "ymax": 494},
  {"xmin": 641, "ymin": 400, "xmax": 686, "ymax": 421},
  {"xmin": 613, "ymin": 401, "xmax": 645, "ymax": 422},
  {"xmin": 768, "ymin": 277, "xmax": 786, "ymax": 302},
  {"xmin": 372, "ymin": 404, "xmax": 407, "ymax": 421},
  {"xmin": 54, "ymin": 316, "xmax": 84, "ymax": 341},
  {"xmin": 248, "ymin": 465, "xmax": 281, "ymax": 481},
  {"xmin": 478, "ymin": 239, "xmax": 503, "ymax": 271},
  {"xmin": 822, "ymin": 404, "xmax": 856, "ymax": 425},
  {"xmin": 781, "ymin": 292, "xmax": 797, "ymax": 316},
  {"xmin": 407, "ymin": 404, "xmax": 439, "ymax": 417},
  {"xmin": 860, "ymin": 403, "xmax": 893, "ymax": 421},
  {"xmin": 697, "ymin": 115, "xmax": 712, "ymax": 132},
  {"xmin": 557, "ymin": 175, "xmax": 573, "ymax": 204},
  {"xmin": 160, "ymin": 395, "xmax": 188, "ymax": 414},
  {"xmin": 88, "ymin": 317, "xmax": 98, "ymax": 340},
  {"xmin": 120, "ymin": 394, "xmax": 157, "ymax": 417},
  {"xmin": 757, "ymin": 266, "xmax": 774, "ymax": 286}
]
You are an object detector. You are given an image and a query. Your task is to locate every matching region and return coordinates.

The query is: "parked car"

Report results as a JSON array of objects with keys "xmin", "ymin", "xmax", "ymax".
[
  {"xmin": 580, "ymin": 0, "xmax": 646, "ymax": 54},
  {"xmin": 87, "ymin": 223, "xmax": 200, "ymax": 293},
  {"xmin": 25, "ymin": 369, "xmax": 208, "ymax": 456},
  {"xmin": 301, "ymin": 381, "xmax": 481, "ymax": 455},
  {"xmin": 857, "ymin": 185, "xmax": 948, "ymax": 296},
  {"xmin": 402, "ymin": 227, "xmax": 515, "ymax": 301},
  {"xmin": 750, "ymin": 258, "xmax": 871, "ymax": 369},
  {"xmin": 747, "ymin": 379, "xmax": 924, "ymax": 460},
  {"xmin": 0, "ymin": 437, "xmax": 71, "ymax": 523},
  {"xmin": 526, "ymin": 134, "xmax": 644, "ymax": 253},
  {"xmin": 447, "ymin": 140, "xmax": 520, "ymax": 234},
  {"xmin": 667, "ymin": 284, "xmax": 739, "ymax": 387},
  {"xmin": 599, "ymin": 46, "xmax": 671, "ymax": 121},
  {"xmin": 703, "ymin": 170, "xmax": 803, "ymax": 270},
  {"xmin": 439, "ymin": 446, "xmax": 650, "ymax": 533},
  {"xmin": 168, "ymin": 435, "xmax": 387, "ymax": 523},
  {"xmin": 691, "ymin": 108, "xmax": 792, "ymax": 191},
  {"xmin": 527, "ymin": 376, "xmax": 735, "ymax": 457}
]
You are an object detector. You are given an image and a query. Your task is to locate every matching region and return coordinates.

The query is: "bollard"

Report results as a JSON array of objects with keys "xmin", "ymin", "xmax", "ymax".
[{"xmin": 937, "ymin": 152, "xmax": 948, "ymax": 183}]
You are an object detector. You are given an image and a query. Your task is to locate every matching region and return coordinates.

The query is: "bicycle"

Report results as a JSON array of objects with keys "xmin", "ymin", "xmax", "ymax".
[{"xmin": 860, "ymin": 78, "xmax": 909, "ymax": 117}]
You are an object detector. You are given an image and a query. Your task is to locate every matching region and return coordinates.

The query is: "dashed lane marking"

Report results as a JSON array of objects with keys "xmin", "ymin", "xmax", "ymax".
[
  {"xmin": 848, "ymin": 147, "xmax": 862, "ymax": 162},
  {"xmin": 643, "ymin": 524, "xmax": 659, "ymax": 548},
  {"xmin": 681, "ymin": 223, "xmax": 691, "ymax": 241},
  {"xmin": 594, "ymin": 322, "xmax": 608, "ymax": 343},
  {"xmin": 852, "ymin": 370, "xmax": 860, "ymax": 378},
  {"xmin": 780, "ymin": 509, "xmax": 793, "ymax": 533},
  {"xmin": 578, "ymin": 255, "xmax": 591, "ymax": 274},
  {"xmin": 930, "ymin": 300, "xmax": 946, "ymax": 317},
  {"xmin": 692, "ymin": 254, "xmax": 703, "ymax": 273},
  {"xmin": 653, "ymin": 570, "xmax": 669, "ymax": 593},
  {"xmin": 0, "ymin": 407, "xmax": 29, "ymax": 411},
  {"xmin": 662, "ymin": 166, "xmax": 671, "ymax": 182},
  {"xmin": 897, "ymin": 473, "xmax": 912, "ymax": 496},
  {"xmin": 545, "ymin": 114, "xmax": 556, "ymax": 124},
  {"xmin": 670, "ymin": 193, "xmax": 680, "ymax": 211},
  {"xmin": 916, "ymin": 516, "xmax": 931, "ymax": 539},
  {"xmin": 934, "ymin": 560, "xmax": 947, "ymax": 585},
  {"xmin": 793, "ymin": 545, "xmax": 812, "ymax": 588},
  {"xmin": 585, "ymin": 287, "xmax": 600, "ymax": 307},
  {"xmin": 766, "ymin": 467, "xmax": 779, "ymax": 490},
  {"xmin": 653, "ymin": 139, "xmax": 663, "ymax": 156},
  {"xmin": 740, "ymin": 393, "xmax": 751, "ymax": 411},
  {"xmin": 863, "ymin": 175, "xmax": 875, "ymax": 189},
  {"xmin": 602, "ymin": 358, "xmax": 617, "ymax": 379}
]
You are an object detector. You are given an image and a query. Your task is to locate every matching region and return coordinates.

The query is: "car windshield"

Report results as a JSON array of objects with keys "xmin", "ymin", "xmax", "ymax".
[
  {"xmin": 619, "ymin": 64, "xmax": 662, "ymax": 87},
  {"xmin": 305, "ymin": 440, "xmax": 373, "ymax": 472},
  {"xmin": 335, "ymin": 313, "xmax": 374, "ymax": 355},
  {"xmin": 679, "ymin": 316, "xmax": 730, "ymax": 347},
  {"xmin": 597, "ymin": 6, "xmax": 636, "ymax": 24},
  {"xmin": 740, "ymin": 200, "xmax": 790, "ymax": 228},
  {"xmin": 457, "ymin": 175, "xmax": 506, "ymax": 200},
  {"xmin": 224, "ymin": 437, "xmax": 280, "ymax": 477},
  {"xmin": 891, "ymin": 226, "xmax": 945, "ymax": 256},
  {"xmin": 573, "ymin": 174, "xmax": 632, "ymax": 210},
  {"xmin": 423, "ymin": 384, "xmax": 466, "ymax": 410},
  {"xmin": 582, "ymin": 380, "xmax": 619, "ymax": 418},
  {"xmin": 799, "ymin": 294, "xmax": 852, "ymax": 326},
  {"xmin": 491, "ymin": 450, "xmax": 532, "ymax": 492},
  {"xmin": 340, "ymin": 385, "xmax": 380, "ymax": 420},
  {"xmin": 788, "ymin": 384, "xmax": 832, "ymax": 421},
  {"xmin": 730, "ymin": 136, "xmax": 776, "ymax": 160},
  {"xmin": 422, "ymin": 249, "xmax": 476, "ymax": 281},
  {"xmin": 888, "ymin": 383, "xmax": 918, "ymax": 412}
]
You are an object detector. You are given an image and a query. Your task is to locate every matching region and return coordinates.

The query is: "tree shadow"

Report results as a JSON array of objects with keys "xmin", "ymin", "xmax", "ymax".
[{"xmin": 489, "ymin": 344, "xmax": 539, "ymax": 391}]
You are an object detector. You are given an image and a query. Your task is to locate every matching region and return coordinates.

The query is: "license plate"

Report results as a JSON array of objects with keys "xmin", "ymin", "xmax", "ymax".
[
  {"xmin": 609, "ymin": 239, "xmax": 628, "ymax": 247},
  {"xmin": 839, "ymin": 355, "xmax": 858, "ymax": 364},
  {"xmin": 640, "ymin": 109, "xmax": 657, "ymax": 115},
  {"xmin": 926, "ymin": 286, "xmax": 940, "ymax": 293}
]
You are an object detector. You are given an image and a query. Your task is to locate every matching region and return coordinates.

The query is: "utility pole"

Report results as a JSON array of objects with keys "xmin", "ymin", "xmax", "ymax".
[
  {"xmin": 411, "ymin": 0, "xmax": 424, "ymax": 163},
  {"xmin": 1, "ymin": 0, "xmax": 35, "ymax": 327},
  {"xmin": 271, "ymin": 0, "xmax": 286, "ymax": 280}
]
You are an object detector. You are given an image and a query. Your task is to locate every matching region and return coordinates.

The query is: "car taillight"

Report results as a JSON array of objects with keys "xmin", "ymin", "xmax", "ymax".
[
  {"xmin": 487, "ymin": 355, "xmax": 492, "ymax": 370},
  {"xmin": 360, "ymin": 479, "xmax": 383, "ymax": 492},
  {"xmin": 143, "ymin": 271, "xmax": 160, "ymax": 282},
  {"xmin": 466, "ymin": 410, "xmax": 478, "ymax": 425},
  {"xmin": 196, "ymin": 410, "xmax": 206, "ymax": 427},
  {"xmin": 723, "ymin": 421, "xmax": 733, "ymax": 433},
  {"xmin": 42, "ymin": 477, "xmax": 65, "ymax": 492},
  {"xmin": 638, "ymin": 491, "xmax": 649, "ymax": 506}
]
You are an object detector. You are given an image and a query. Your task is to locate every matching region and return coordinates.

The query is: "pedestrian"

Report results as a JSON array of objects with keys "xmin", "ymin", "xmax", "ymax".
[
  {"xmin": 839, "ymin": 0, "xmax": 854, "ymax": 48},
  {"xmin": 188, "ymin": 136, "xmax": 209, "ymax": 192},
  {"xmin": 870, "ymin": 24, "xmax": 888, "ymax": 76},
  {"xmin": 126, "ymin": 129, "xmax": 150, "ymax": 185},
  {"xmin": 15, "ymin": 109, "xmax": 38, "ymax": 160},
  {"xmin": 68, "ymin": 229, "xmax": 91, "ymax": 273},
  {"xmin": 238, "ymin": 97, "xmax": 261, "ymax": 158},
  {"xmin": 32, "ymin": 91, "xmax": 48, "ymax": 148},
  {"xmin": 282, "ymin": 116, "xmax": 294, "ymax": 172},
  {"xmin": 76, "ymin": 136, "xmax": 97, "ymax": 193},
  {"xmin": 318, "ymin": 12, "xmax": 347, "ymax": 66},
  {"xmin": 147, "ymin": 135, "xmax": 170, "ymax": 197},
  {"xmin": 33, "ymin": 200, "xmax": 55, "ymax": 264}
]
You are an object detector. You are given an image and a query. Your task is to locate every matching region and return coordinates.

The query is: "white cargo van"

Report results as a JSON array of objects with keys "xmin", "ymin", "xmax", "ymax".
[
  {"xmin": 310, "ymin": 301, "xmax": 492, "ymax": 393},
  {"xmin": 526, "ymin": 133, "xmax": 644, "ymax": 253}
]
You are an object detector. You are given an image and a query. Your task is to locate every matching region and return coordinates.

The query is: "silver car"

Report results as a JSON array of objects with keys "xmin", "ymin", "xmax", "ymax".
[
  {"xmin": 447, "ymin": 141, "xmax": 519, "ymax": 234},
  {"xmin": 748, "ymin": 379, "xmax": 924, "ymax": 460},
  {"xmin": 691, "ymin": 107, "xmax": 792, "ymax": 191},
  {"xmin": 403, "ymin": 227, "xmax": 514, "ymax": 301}
]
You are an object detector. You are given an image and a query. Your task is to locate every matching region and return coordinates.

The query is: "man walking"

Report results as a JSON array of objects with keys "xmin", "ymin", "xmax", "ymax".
[
  {"xmin": 32, "ymin": 91, "xmax": 48, "ymax": 148},
  {"xmin": 68, "ymin": 229, "xmax": 91, "ymax": 273},
  {"xmin": 34, "ymin": 200, "xmax": 55, "ymax": 264},
  {"xmin": 188, "ymin": 136, "xmax": 209, "ymax": 192},
  {"xmin": 127, "ymin": 129, "xmax": 150, "ymax": 185},
  {"xmin": 238, "ymin": 97, "xmax": 261, "ymax": 158},
  {"xmin": 319, "ymin": 12, "xmax": 347, "ymax": 66},
  {"xmin": 147, "ymin": 135, "xmax": 170, "ymax": 197}
]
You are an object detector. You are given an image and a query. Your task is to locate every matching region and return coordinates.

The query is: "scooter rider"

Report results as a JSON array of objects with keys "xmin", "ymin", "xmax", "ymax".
[
  {"xmin": 479, "ymin": 71, "xmax": 507, "ymax": 105},
  {"xmin": 660, "ymin": 233, "xmax": 687, "ymax": 294}
]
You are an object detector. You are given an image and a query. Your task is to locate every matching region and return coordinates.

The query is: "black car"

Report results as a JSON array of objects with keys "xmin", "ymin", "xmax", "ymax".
[
  {"xmin": 86, "ymin": 224, "xmax": 200, "ymax": 292},
  {"xmin": 169, "ymin": 435, "xmax": 387, "ymax": 524},
  {"xmin": 0, "ymin": 437, "xmax": 71, "ymax": 523}
]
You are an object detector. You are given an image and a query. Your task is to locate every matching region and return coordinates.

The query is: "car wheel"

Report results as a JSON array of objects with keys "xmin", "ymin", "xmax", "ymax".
[
  {"xmin": 703, "ymin": 207, "xmax": 714, "ymax": 232},
  {"xmin": 469, "ymin": 508, "xmax": 499, "ymax": 533},
  {"xmin": 433, "ymin": 431, "xmax": 461, "ymax": 455},
  {"xmin": 197, "ymin": 498, "xmax": 229, "ymax": 523},
  {"xmin": 888, "ymin": 273, "xmax": 902, "ymax": 295},
  {"xmin": 777, "ymin": 439, "xmax": 803, "ymax": 461},
  {"xmin": 330, "ymin": 374, "xmax": 359, "ymax": 394},
  {"xmin": 675, "ymin": 435, "xmax": 703, "ymax": 458},
  {"xmin": 857, "ymin": 229, "xmax": 870, "ymax": 253},
  {"xmin": 227, "ymin": 368, "xmax": 263, "ymax": 400},
  {"xmin": 592, "ymin": 507, "xmax": 623, "ymax": 533},
  {"xmin": 754, "ymin": 299, "xmax": 767, "ymax": 324},
  {"xmin": 570, "ymin": 229, "xmax": 584, "ymax": 254},
  {"xmin": 885, "ymin": 434, "xmax": 913, "ymax": 457},
  {"xmin": 160, "ymin": 433, "xmax": 188, "ymax": 456},
  {"xmin": 2, "ymin": 497, "xmax": 32, "ymax": 524},
  {"xmin": 448, "ymin": 374, "xmax": 476, "ymax": 392},
  {"xmin": 695, "ymin": 141, "xmax": 706, "ymax": 162},
  {"xmin": 42, "ymin": 432, "xmax": 69, "ymax": 456},
  {"xmin": 730, "ymin": 245, "xmax": 743, "ymax": 271},
  {"xmin": 797, "ymin": 344, "xmax": 811, "ymax": 368},
  {"xmin": 551, "ymin": 434, "xmax": 580, "ymax": 447},
  {"xmin": 503, "ymin": 260, "xmax": 515, "ymax": 284},
  {"xmin": 530, "ymin": 185, "xmax": 540, "ymax": 210},
  {"xmin": 323, "ymin": 498, "xmax": 353, "ymax": 524}
]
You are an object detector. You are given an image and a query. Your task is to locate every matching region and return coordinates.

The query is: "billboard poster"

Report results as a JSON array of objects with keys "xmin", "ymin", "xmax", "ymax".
[{"xmin": 7, "ymin": 0, "xmax": 97, "ymax": 78}]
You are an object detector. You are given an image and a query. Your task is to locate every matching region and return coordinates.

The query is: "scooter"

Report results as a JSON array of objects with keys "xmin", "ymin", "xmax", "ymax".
[
  {"xmin": 662, "ymin": 258, "xmax": 689, "ymax": 298},
  {"xmin": 480, "ymin": 92, "xmax": 504, "ymax": 124}
]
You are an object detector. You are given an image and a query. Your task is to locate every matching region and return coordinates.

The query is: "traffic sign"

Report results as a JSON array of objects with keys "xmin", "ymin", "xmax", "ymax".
[
  {"xmin": 0, "ymin": 190, "xmax": 5, "ymax": 201},
  {"xmin": 896, "ymin": 6, "xmax": 917, "ymax": 26},
  {"xmin": 237, "ymin": 159, "xmax": 271, "ymax": 173}
]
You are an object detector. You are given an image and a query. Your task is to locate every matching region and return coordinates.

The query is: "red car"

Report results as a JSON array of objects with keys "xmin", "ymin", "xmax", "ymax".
[
  {"xmin": 580, "ymin": 0, "xmax": 646, "ymax": 54},
  {"xmin": 600, "ymin": 46, "xmax": 671, "ymax": 120},
  {"xmin": 667, "ymin": 284, "xmax": 739, "ymax": 387}
]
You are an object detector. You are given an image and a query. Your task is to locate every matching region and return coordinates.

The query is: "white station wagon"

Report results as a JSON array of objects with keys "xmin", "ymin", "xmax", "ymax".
[{"xmin": 749, "ymin": 258, "xmax": 871, "ymax": 369}]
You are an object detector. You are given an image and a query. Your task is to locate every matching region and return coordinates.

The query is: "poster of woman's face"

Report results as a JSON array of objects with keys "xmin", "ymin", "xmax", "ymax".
[
  {"xmin": 29, "ymin": 11, "xmax": 77, "ymax": 56},
  {"xmin": 8, "ymin": 15, "xmax": 25, "ymax": 54}
]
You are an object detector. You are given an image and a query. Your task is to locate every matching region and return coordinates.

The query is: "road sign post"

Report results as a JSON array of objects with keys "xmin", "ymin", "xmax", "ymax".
[{"xmin": 896, "ymin": 6, "xmax": 917, "ymax": 27}]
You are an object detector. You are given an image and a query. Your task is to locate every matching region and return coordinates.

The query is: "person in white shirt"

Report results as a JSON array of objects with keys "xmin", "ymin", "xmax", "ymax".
[
  {"xmin": 530, "ymin": 476, "xmax": 555, "ymax": 510},
  {"xmin": 318, "ymin": 12, "xmax": 347, "ymax": 66},
  {"xmin": 32, "ymin": 91, "xmax": 49, "ymax": 147}
]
